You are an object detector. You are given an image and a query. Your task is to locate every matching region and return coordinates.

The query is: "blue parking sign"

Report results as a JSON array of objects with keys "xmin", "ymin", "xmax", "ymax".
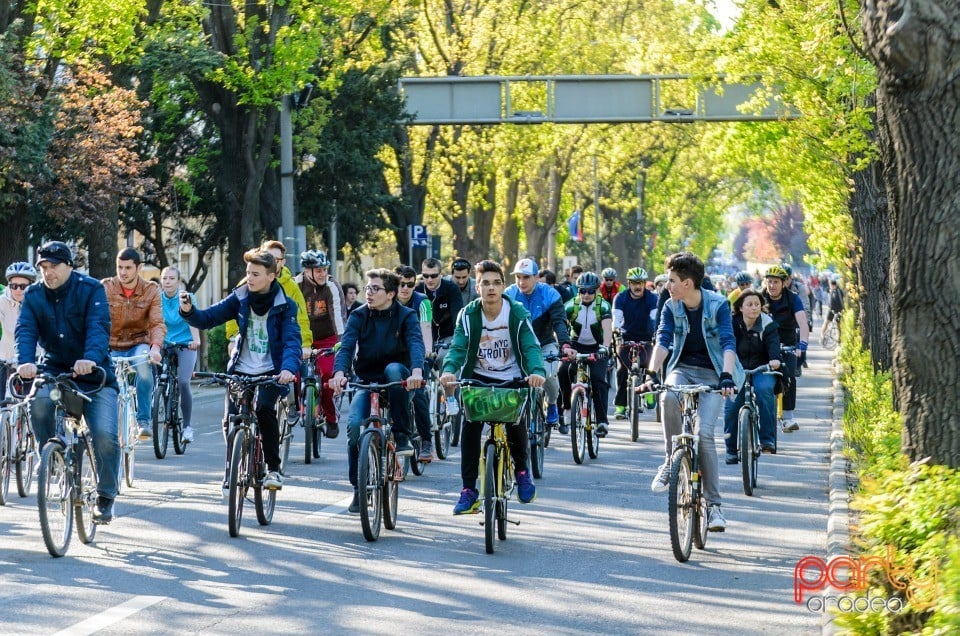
[{"xmin": 409, "ymin": 224, "xmax": 429, "ymax": 247}]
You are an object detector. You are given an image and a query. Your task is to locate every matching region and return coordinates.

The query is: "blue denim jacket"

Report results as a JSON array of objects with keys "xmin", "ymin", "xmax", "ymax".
[{"xmin": 656, "ymin": 289, "xmax": 744, "ymax": 389}]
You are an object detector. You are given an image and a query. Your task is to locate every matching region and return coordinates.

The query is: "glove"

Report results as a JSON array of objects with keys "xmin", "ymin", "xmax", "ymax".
[
  {"xmin": 718, "ymin": 371, "xmax": 736, "ymax": 392},
  {"xmin": 798, "ymin": 340, "xmax": 808, "ymax": 353}
]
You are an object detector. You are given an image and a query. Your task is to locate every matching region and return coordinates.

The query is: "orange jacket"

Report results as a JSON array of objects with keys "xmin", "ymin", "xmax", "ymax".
[{"xmin": 101, "ymin": 276, "xmax": 166, "ymax": 350}]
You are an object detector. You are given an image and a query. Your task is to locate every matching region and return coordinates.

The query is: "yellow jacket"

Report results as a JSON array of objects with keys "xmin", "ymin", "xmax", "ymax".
[{"xmin": 226, "ymin": 266, "xmax": 312, "ymax": 348}]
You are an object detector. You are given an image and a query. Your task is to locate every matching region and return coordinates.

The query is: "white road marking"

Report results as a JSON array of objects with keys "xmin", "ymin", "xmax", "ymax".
[{"xmin": 52, "ymin": 595, "xmax": 166, "ymax": 636}]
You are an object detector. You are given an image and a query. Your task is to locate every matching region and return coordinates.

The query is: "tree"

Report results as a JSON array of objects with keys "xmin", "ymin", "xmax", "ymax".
[{"xmin": 862, "ymin": 1, "xmax": 960, "ymax": 467}]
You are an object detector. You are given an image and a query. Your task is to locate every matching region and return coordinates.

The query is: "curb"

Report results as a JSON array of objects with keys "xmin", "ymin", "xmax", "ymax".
[{"xmin": 822, "ymin": 359, "xmax": 851, "ymax": 636}]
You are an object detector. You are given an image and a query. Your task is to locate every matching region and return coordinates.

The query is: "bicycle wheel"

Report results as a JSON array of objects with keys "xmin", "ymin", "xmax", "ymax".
[
  {"xmin": 629, "ymin": 375, "xmax": 642, "ymax": 442},
  {"xmin": 303, "ymin": 384, "xmax": 317, "ymax": 465},
  {"xmin": 227, "ymin": 428, "xmax": 249, "ymax": 537},
  {"xmin": 358, "ymin": 430, "xmax": 383, "ymax": 541},
  {"xmin": 823, "ymin": 320, "xmax": 839, "ymax": 350},
  {"xmin": 0, "ymin": 413, "xmax": 11, "ymax": 505},
  {"xmin": 276, "ymin": 401, "xmax": 292, "ymax": 475},
  {"xmin": 668, "ymin": 449, "xmax": 694, "ymax": 563},
  {"xmin": 587, "ymin": 400, "xmax": 599, "ymax": 459},
  {"xmin": 383, "ymin": 443, "xmax": 399, "ymax": 530},
  {"xmin": 497, "ymin": 453, "xmax": 509, "ymax": 541},
  {"xmin": 170, "ymin": 382, "xmax": 186, "ymax": 455},
  {"xmin": 254, "ymin": 455, "xmax": 277, "ymax": 527},
  {"xmin": 693, "ymin": 487, "xmax": 709, "ymax": 551},
  {"xmin": 410, "ymin": 435, "xmax": 426, "ymax": 476},
  {"xmin": 123, "ymin": 408, "xmax": 136, "ymax": 489},
  {"xmin": 151, "ymin": 383, "xmax": 169, "ymax": 459},
  {"xmin": 38, "ymin": 443, "xmax": 73, "ymax": 557},
  {"xmin": 530, "ymin": 394, "xmax": 546, "ymax": 479},
  {"xmin": 739, "ymin": 407, "xmax": 758, "ymax": 496},
  {"xmin": 484, "ymin": 442, "xmax": 497, "ymax": 554},
  {"xmin": 434, "ymin": 387, "xmax": 451, "ymax": 460},
  {"xmin": 570, "ymin": 392, "xmax": 587, "ymax": 465},
  {"xmin": 16, "ymin": 414, "xmax": 36, "ymax": 498},
  {"xmin": 75, "ymin": 441, "xmax": 98, "ymax": 545}
]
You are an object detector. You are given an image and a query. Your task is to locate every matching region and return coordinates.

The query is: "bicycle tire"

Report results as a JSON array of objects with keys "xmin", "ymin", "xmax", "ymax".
[
  {"xmin": 484, "ymin": 442, "xmax": 497, "ymax": 554},
  {"xmin": 152, "ymin": 384, "xmax": 169, "ymax": 459},
  {"xmin": 358, "ymin": 430, "xmax": 383, "ymax": 541},
  {"xmin": 170, "ymin": 380, "xmax": 186, "ymax": 455},
  {"xmin": 303, "ymin": 384, "xmax": 317, "ymax": 464},
  {"xmin": 227, "ymin": 427, "xmax": 249, "ymax": 537},
  {"xmin": 410, "ymin": 436, "xmax": 426, "ymax": 476},
  {"xmin": 254, "ymin": 475, "xmax": 277, "ymax": 526},
  {"xmin": 123, "ymin": 418, "xmax": 136, "ymax": 489},
  {"xmin": 276, "ymin": 401, "xmax": 292, "ymax": 475},
  {"xmin": 38, "ymin": 443, "xmax": 72, "ymax": 557},
  {"xmin": 497, "ymin": 448, "xmax": 509, "ymax": 541},
  {"xmin": 530, "ymin": 393, "xmax": 545, "ymax": 479},
  {"xmin": 823, "ymin": 320, "xmax": 839, "ymax": 350},
  {"xmin": 570, "ymin": 392, "xmax": 586, "ymax": 465},
  {"xmin": 740, "ymin": 407, "xmax": 757, "ymax": 496},
  {"xmin": 0, "ymin": 413, "xmax": 10, "ymax": 505},
  {"xmin": 587, "ymin": 399, "xmax": 599, "ymax": 460},
  {"xmin": 383, "ymin": 442, "xmax": 399, "ymax": 530},
  {"xmin": 630, "ymin": 375, "xmax": 641, "ymax": 442},
  {"xmin": 16, "ymin": 415, "xmax": 36, "ymax": 498},
  {"xmin": 434, "ymin": 387, "xmax": 451, "ymax": 460},
  {"xmin": 75, "ymin": 441, "xmax": 98, "ymax": 545},
  {"xmin": 693, "ymin": 488, "xmax": 709, "ymax": 551},
  {"xmin": 668, "ymin": 449, "xmax": 694, "ymax": 563},
  {"xmin": 543, "ymin": 419, "xmax": 552, "ymax": 448}
]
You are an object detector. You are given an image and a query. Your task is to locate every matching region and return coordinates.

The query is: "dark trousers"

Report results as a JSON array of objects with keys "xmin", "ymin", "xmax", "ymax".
[
  {"xmin": 222, "ymin": 380, "xmax": 284, "ymax": 472},
  {"xmin": 559, "ymin": 342, "xmax": 610, "ymax": 423},
  {"xmin": 781, "ymin": 354, "xmax": 798, "ymax": 411},
  {"xmin": 614, "ymin": 342, "xmax": 649, "ymax": 407}
]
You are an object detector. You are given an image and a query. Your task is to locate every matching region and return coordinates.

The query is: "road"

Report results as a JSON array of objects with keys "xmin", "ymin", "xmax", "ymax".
[{"xmin": 0, "ymin": 342, "xmax": 836, "ymax": 635}]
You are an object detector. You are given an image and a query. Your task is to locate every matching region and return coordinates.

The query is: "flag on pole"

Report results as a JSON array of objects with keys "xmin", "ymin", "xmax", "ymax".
[{"xmin": 568, "ymin": 211, "xmax": 584, "ymax": 242}]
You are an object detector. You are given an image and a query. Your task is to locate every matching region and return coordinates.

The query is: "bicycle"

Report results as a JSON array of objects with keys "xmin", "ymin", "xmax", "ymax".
[
  {"xmin": 777, "ymin": 345, "xmax": 798, "ymax": 432},
  {"xmin": 349, "ymin": 380, "xmax": 409, "ymax": 542},
  {"xmin": 821, "ymin": 312, "xmax": 841, "ymax": 350},
  {"xmin": 14, "ymin": 368, "xmax": 107, "ymax": 557},
  {"xmin": 297, "ymin": 348, "xmax": 328, "ymax": 465},
  {"xmin": 456, "ymin": 377, "xmax": 530, "ymax": 554},
  {"xmin": 0, "ymin": 375, "xmax": 38, "ymax": 502},
  {"xmin": 151, "ymin": 344, "xmax": 190, "ymax": 459},
  {"xmin": 523, "ymin": 354, "xmax": 559, "ymax": 479},
  {"xmin": 112, "ymin": 354, "xmax": 151, "ymax": 491},
  {"xmin": 736, "ymin": 365, "xmax": 783, "ymax": 496},
  {"xmin": 567, "ymin": 351, "xmax": 607, "ymax": 465},
  {"xmin": 194, "ymin": 372, "xmax": 284, "ymax": 537},
  {"xmin": 618, "ymin": 340, "xmax": 654, "ymax": 442},
  {"xmin": 424, "ymin": 352, "xmax": 454, "ymax": 461},
  {"xmin": 651, "ymin": 382, "xmax": 722, "ymax": 563}
]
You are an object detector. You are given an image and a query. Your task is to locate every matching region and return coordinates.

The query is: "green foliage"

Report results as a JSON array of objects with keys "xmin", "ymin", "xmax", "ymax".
[{"xmin": 204, "ymin": 324, "xmax": 229, "ymax": 373}]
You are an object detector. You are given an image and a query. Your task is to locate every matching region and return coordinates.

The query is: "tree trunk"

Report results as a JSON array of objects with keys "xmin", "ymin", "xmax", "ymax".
[
  {"xmin": 86, "ymin": 199, "xmax": 120, "ymax": 278},
  {"xmin": 0, "ymin": 206, "xmax": 32, "ymax": 266},
  {"xmin": 863, "ymin": 2, "xmax": 960, "ymax": 467},
  {"xmin": 500, "ymin": 176, "xmax": 520, "ymax": 268}
]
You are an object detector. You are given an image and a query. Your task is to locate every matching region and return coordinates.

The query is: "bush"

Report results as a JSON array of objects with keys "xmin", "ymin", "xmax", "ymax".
[{"xmin": 204, "ymin": 324, "xmax": 229, "ymax": 372}]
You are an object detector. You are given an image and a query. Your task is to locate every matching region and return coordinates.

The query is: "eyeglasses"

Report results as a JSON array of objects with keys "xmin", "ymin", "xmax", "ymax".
[
  {"xmin": 421, "ymin": 273, "xmax": 440, "ymax": 279},
  {"xmin": 364, "ymin": 285, "xmax": 385, "ymax": 294},
  {"xmin": 8, "ymin": 283, "xmax": 28, "ymax": 290},
  {"xmin": 579, "ymin": 289, "xmax": 597, "ymax": 295},
  {"xmin": 479, "ymin": 280, "xmax": 504, "ymax": 288},
  {"xmin": 400, "ymin": 281, "xmax": 416, "ymax": 288}
]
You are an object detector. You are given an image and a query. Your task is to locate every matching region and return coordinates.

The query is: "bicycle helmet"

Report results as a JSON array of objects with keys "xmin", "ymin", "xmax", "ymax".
[
  {"xmin": 626, "ymin": 267, "xmax": 647, "ymax": 282},
  {"xmin": 781, "ymin": 263, "xmax": 793, "ymax": 277},
  {"xmin": 600, "ymin": 267, "xmax": 617, "ymax": 280},
  {"xmin": 765, "ymin": 265, "xmax": 789, "ymax": 280},
  {"xmin": 735, "ymin": 271, "xmax": 753, "ymax": 285},
  {"xmin": 5, "ymin": 261, "xmax": 38, "ymax": 283},
  {"xmin": 300, "ymin": 249, "xmax": 330, "ymax": 268},
  {"xmin": 577, "ymin": 271, "xmax": 600, "ymax": 291},
  {"xmin": 654, "ymin": 274, "xmax": 669, "ymax": 285}
]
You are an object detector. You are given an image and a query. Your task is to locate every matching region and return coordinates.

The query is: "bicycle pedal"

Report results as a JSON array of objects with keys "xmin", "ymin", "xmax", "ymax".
[{"xmin": 507, "ymin": 516, "xmax": 521, "ymax": 526}]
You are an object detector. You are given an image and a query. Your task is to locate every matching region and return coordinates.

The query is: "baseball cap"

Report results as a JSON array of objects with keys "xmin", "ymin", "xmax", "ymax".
[
  {"xmin": 512, "ymin": 258, "xmax": 539, "ymax": 277},
  {"xmin": 36, "ymin": 241, "xmax": 74, "ymax": 266}
]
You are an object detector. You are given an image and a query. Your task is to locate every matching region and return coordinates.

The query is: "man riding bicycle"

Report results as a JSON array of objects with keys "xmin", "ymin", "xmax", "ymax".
[
  {"xmin": 598, "ymin": 267, "xmax": 626, "ymax": 305},
  {"xmin": 821, "ymin": 278, "xmax": 844, "ymax": 341},
  {"xmin": 503, "ymin": 258, "xmax": 573, "ymax": 430},
  {"xmin": 612, "ymin": 267, "xmax": 659, "ymax": 419},
  {"xmin": 415, "ymin": 257, "xmax": 464, "ymax": 415},
  {"xmin": 395, "ymin": 265, "xmax": 436, "ymax": 462},
  {"xmin": 761, "ymin": 265, "xmax": 809, "ymax": 432}
]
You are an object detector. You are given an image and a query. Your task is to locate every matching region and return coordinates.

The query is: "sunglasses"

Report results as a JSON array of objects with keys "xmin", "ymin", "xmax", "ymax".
[
  {"xmin": 8, "ymin": 283, "xmax": 29, "ymax": 290},
  {"xmin": 422, "ymin": 273, "xmax": 440, "ymax": 279},
  {"xmin": 579, "ymin": 289, "xmax": 597, "ymax": 295},
  {"xmin": 400, "ymin": 281, "xmax": 416, "ymax": 288},
  {"xmin": 603, "ymin": 278, "xmax": 615, "ymax": 282}
]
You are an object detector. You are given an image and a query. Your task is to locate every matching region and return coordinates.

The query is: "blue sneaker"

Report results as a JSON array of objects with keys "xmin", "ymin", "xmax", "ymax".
[
  {"xmin": 546, "ymin": 404, "xmax": 559, "ymax": 425},
  {"xmin": 453, "ymin": 488, "xmax": 480, "ymax": 515},
  {"xmin": 516, "ymin": 470, "xmax": 536, "ymax": 504}
]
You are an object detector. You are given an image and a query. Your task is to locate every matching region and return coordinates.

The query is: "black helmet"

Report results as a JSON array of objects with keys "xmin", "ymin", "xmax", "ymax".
[{"xmin": 577, "ymin": 271, "xmax": 600, "ymax": 292}]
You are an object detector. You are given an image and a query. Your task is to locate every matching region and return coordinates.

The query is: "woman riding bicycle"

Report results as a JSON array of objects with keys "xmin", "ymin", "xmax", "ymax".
[
  {"xmin": 159, "ymin": 266, "xmax": 201, "ymax": 443},
  {"xmin": 722, "ymin": 290, "xmax": 781, "ymax": 464}
]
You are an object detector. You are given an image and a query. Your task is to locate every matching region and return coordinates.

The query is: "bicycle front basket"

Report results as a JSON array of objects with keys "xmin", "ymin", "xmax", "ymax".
[{"xmin": 460, "ymin": 386, "xmax": 525, "ymax": 423}]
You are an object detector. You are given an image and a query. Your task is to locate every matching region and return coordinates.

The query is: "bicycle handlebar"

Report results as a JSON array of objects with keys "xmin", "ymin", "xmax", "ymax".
[
  {"xmin": 11, "ymin": 366, "xmax": 108, "ymax": 401},
  {"xmin": 448, "ymin": 378, "xmax": 531, "ymax": 390},
  {"xmin": 346, "ymin": 380, "xmax": 407, "ymax": 391},
  {"xmin": 743, "ymin": 365, "xmax": 784, "ymax": 376},
  {"xmin": 193, "ymin": 371, "xmax": 283, "ymax": 390}
]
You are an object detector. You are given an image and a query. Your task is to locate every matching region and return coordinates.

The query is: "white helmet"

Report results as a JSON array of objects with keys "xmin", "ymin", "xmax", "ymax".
[{"xmin": 5, "ymin": 262, "xmax": 38, "ymax": 283}]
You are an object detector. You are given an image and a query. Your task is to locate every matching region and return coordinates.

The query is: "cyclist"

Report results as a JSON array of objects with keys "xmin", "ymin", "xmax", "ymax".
[
  {"xmin": 330, "ymin": 268, "xmax": 425, "ymax": 513},
  {"xmin": 761, "ymin": 265, "xmax": 809, "ymax": 432},
  {"xmin": 784, "ymin": 263, "xmax": 813, "ymax": 333},
  {"xmin": 1, "ymin": 262, "xmax": 40, "ymax": 399},
  {"xmin": 640, "ymin": 251, "xmax": 741, "ymax": 532},
  {"xmin": 180, "ymin": 248, "xmax": 300, "ymax": 491},
  {"xmin": 102, "ymin": 248, "xmax": 166, "ymax": 440},
  {"xmin": 726, "ymin": 271, "xmax": 755, "ymax": 307},
  {"xmin": 416, "ymin": 257, "xmax": 464, "ymax": 415},
  {"xmin": 17, "ymin": 241, "xmax": 120, "ymax": 523},
  {"xmin": 342, "ymin": 282, "xmax": 363, "ymax": 315},
  {"xmin": 504, "ymin": 258, "xmax": 573, "ymax": 430},
  {"xmin": 612, "ymin": 267, "xmax": 658, "ymax": 419},
  {"xmin": 395, "ymin": 264, "xmax": 435, "ymax": 462},
  {"xmin": 439, "ymin": 260, "xmax": 545, "ymax": 514},
  {"xmin": 723, "ymin": 290, "xmax": 781, "ymax": 463},
  {"xmin": 159, "ymin": 266, "xmax": 201, "ymax": 443},
  {"xmin": 448, "ymin": 257, "xmax": 479, "ymax": 306},
  {"xmin": 559, "ymin": 272, "xmax": 613, "ymax": 436},
  {"xmin": 598, "ymin": 267, "xmax": 625, "ymax": 305},
  {"xmin": 821, "ymin": 278, "xmax": 845, "ymax": 341},
  {"xmin": 295, "ymin": 249, "xmax": 346, "ymax": 439}
]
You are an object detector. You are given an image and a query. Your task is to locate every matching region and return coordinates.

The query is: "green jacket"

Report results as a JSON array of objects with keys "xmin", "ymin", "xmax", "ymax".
[{"xmin": 442, "ymin": 296, "xmax": 546, "ymax": 379}]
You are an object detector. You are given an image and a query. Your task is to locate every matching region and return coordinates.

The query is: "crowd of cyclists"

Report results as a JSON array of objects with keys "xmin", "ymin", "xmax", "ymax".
[{"xmin": 0, "ymin": 238, "xmax": 839, "ymax": 544}]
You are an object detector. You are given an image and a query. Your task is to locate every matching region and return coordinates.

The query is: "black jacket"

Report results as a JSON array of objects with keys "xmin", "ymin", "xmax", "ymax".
[
  {"xmin": 732, "ymin": 313, "xmax": 781, "ymax": 370},
  {"xmin": 415, "ymin": 278, "xmax": 464, "ymax": 341},
  {"xmin": 334, "ymin": 300, "xmax": 425, "ymax": 381}
]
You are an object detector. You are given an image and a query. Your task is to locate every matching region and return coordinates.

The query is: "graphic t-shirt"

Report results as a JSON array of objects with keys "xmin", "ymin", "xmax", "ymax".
[
  {"xmin": 235, "ymin": 309, "xmax": 273, "ymax": 374},
  {"xmin": 475, "ymin": 302, "xmax": 519, "ymax": 381}
]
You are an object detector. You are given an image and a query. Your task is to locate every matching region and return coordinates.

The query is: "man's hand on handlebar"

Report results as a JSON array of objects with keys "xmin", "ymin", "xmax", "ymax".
[
  {"xmin": 527, "ymin": 374, "xmax": 546, "ymax": 388},
  {"xmin": 17, "ymin": 362, "xmax": 37, "ymax": 379},
  {"xmin": 328, "ymin": 372, "xmax": 347, "ymax": 394},
  {"xmin": 277, "ymin": 369, "xmax": 296, "ymax": 384}
]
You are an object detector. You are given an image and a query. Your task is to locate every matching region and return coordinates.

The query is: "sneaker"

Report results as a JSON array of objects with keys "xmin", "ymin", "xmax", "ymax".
[
  {"xmin": 418, "ymin": 439, "xmax": 434, "ymax": 462},
  {"xmin": 545, "ymin": 404, "xmax": 559, "ymax": 425},
  {"xmin": 707, "ymin": 505, "xmax": 727, "ymax": 532},
  {"xmin": 614, "ymin": 406, "xmax": 627, "ymax": 420},
  {"xmin": 596, "ymin": 421, "xmax": 609, "ymax": 437},
  {"xmin": 445, "ymin": 396, "xmax": 460, "ymax": 416},
  {"xmin": 558, "ymin": 413, "xmax": 570, "ymax": 435},
  {"xmin": 348, "ymin": 490, "xmax": 361, "ymax": 514},
  {"xmin": 725, "ymin": 452, "xmax": 739, "ymax": 465},
  {"xmin": 453, "ymin": 488, "xmax": 480, "ymax": 515},
  {"xmin": 394, "ymin": 435, "xmax": 414, "ymax": 456},
  {"xmin": 645, "ymin": 394, "xmax": 657, "ymax": 410},
  {"xmin": 182, "ymin": 426, "xmax": 194, "ymax": 443},
  {"xmin": 516, "ymin": 470, "xmax": 536, "ymax": 504},
  {"xmin": 761, "ymin": 443, "xmax": 777, "ymax": 454},
  {"xmin": 781, "ymin": 418, "xmax": 800, "ymax": 433},
  {"xmin": 93, "ymin": 496, "xmax": 114, "ymax": 524},
  {"xmin": 137, "ymin": 425, "xmax": 152, "ymax": 440},
  {"xmin": 650, "ymin": 462, "xmax": 670, "ymax": 493},
  {"xmin": 263, "ymin": 471, "xmax": 283, "ymax": 490},
  {"xmin": 221, "ymin": 479, "xmax": 230, "ymax": 498},
  {"xmin": 324, "ymin": 421, "xmax": 340, "ymax": 439},
  {"xmin": 285, "ymin": 410, "xmax": 300, "ymax": 426}
]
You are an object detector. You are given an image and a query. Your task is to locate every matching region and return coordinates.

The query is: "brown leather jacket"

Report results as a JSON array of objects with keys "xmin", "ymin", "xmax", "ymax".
[{"xmin": 101, "ymin": 276, "xmax": 166, "ymax": 350}]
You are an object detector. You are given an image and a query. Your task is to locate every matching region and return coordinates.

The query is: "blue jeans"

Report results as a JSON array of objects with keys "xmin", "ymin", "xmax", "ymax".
[
  {"xmin": 345, "ymin": 362, "xmax": 414, "ymax": 487},
  {"xmin": 724, "ymin": 372, "xmax": 777, "ymax": 451},
  {"xmin": 31, "ymin": 385, "xmax": 121, "ymax": 500},
  {"xmin": 111, "ymin": 345, "xmax": 154, "ymax": 424}
]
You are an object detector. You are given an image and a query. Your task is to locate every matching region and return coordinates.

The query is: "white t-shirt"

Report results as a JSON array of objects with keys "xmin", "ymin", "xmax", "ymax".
[
  {"xmin": 576, "ymin": 303, "xmax": 599, "ymax": 346},
  {"xmin": 474, "ymin": 302, "xmax": 520, "ymax": 381},
  {"xmin": 234, "ymin": 310, "xmax": 274, "ymax": 375}
]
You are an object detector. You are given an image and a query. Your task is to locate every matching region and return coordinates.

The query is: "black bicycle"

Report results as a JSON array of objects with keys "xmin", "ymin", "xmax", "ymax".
[
  {"xmin": 523, "ymin": 354, "xmax": 559, "ymax": 479},
  {"xmin": 618, "ymin": 340, "xmax": 653, "ymax": 442},
  {"xmin": 152, "ymin": 343, "xmax": 190, "ymax": 459},
  {"xmin": 737, "ymin": 365, "xmax": 783, "ymax": 496}
]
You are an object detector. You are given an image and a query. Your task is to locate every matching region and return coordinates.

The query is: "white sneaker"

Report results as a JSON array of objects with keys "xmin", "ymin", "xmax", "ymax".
[
  {"xmin": 263, "ymin": 471, "xmax": 283, "ymax": 490},
  {"xmin": 781, "ymin": 418, "xmax": 799, "ymax": 432},
  {"xmin": 651, "ymin": 463, "xmax": 670, "ymax": 493},
  {"xmin": 707, "ymin": 505, "xmax": 727, "ymax": 532},
  {"xmin": 182, "ymin": 426, "xmax": 194, "ymax": 443},
  {"xmin": 445, "ymin": 396, "xmax": 460, "ymax": 416},
  {"xmin": 137, "ymin": 425, "xmax": 152, "ymax": 440}
]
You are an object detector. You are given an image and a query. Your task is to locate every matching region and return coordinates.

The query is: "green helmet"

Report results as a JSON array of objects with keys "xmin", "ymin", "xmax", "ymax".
[{"xmin": 626, "ymin": 267, "xmax": 647, "ymax": 282}]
